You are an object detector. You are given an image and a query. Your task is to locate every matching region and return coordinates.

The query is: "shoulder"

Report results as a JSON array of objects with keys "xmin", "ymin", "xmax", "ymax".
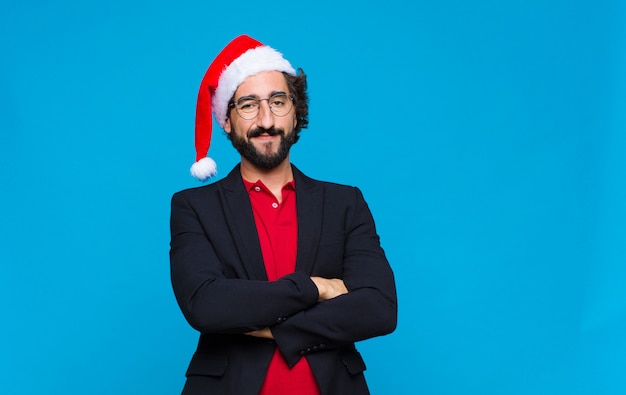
[
  {"xmin": 172, "ymin": 165, "xmax": 241, "ymax": 201},
  {"xmin": 295, "ymin": 165, "xmax": 359, "ymax": 189},
  {"xmin": 293, "ymin": 165, "xmax": 364, "ymax": 199},
  {"xmin": 171, "ymin": 179, "xmax": 221, "ymax": 203}
]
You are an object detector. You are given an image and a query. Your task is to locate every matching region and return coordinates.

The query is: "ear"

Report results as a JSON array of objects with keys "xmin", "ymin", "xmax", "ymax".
[{"xmin": 224, "ymin": 118, "xmax": 232, "ymax": 134}]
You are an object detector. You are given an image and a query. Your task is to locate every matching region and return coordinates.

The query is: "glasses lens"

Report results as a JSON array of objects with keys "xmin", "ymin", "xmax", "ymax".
[
  {"xmin": 268, "ymin": 94, "xmax": 292, "ymax": 117},
  {"xmin": 235, "ymin": 98, "xmax": 259, "ymax": 119}
]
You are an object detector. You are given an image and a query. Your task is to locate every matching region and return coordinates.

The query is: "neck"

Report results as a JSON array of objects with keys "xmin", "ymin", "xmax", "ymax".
[{"xmin": 240, "ymin": 157, "xmax": 294, "ymax": 200}]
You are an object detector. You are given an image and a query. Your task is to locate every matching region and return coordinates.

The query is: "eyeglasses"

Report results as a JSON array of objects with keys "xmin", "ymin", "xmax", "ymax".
[{"xmin": 229, "ymin": 93, "xmax": 294, "ymax": 120}]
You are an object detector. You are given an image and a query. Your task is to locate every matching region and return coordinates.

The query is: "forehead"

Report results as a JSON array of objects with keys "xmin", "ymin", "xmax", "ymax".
[{"xmin": 233, "ymin": 70, "xmax": 289, "ymax": 99}]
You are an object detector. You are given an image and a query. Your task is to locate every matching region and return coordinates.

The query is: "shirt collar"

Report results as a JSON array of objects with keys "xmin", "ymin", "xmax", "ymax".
[{"xmin": 242, "ymin": 178, "xmax": 295, "ymax": 193}]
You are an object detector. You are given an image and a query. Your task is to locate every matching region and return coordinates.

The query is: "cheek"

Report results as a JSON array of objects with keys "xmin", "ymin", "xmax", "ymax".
[{"xmin": 287, "ymin": 113, "xmax": 297, "ymax": 130}]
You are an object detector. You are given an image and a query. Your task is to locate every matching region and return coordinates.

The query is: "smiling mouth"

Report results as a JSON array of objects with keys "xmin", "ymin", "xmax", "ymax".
[{"xmin": 247, "ymin": 127, "xmax": 283, "ymax": 139}]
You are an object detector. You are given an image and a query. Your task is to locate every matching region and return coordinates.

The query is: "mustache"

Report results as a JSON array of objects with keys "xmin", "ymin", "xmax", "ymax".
[{"xmin": 247, "ymin": 127, "xmax": 284, "ymax": 139}]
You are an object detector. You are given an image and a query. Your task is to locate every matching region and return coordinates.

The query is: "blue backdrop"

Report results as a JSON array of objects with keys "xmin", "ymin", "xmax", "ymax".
[{"xmin": 1, "ymin": 1, "xmax": 625, "ymax": 394}]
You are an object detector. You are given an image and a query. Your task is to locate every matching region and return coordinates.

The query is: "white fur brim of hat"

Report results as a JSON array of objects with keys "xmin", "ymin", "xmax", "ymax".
[{"xmin": 212, "ymin": 46, "xmax": 296, "ymax": 128}]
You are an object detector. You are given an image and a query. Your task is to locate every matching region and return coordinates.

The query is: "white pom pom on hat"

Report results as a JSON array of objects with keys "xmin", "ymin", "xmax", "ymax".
[
  {"xmin": 190, "ymin": 157, "xmax": 217, "ymax": 180},
  {"xmin": 191, "ymin": 35, "xmax": 296, "ymax": 181}
]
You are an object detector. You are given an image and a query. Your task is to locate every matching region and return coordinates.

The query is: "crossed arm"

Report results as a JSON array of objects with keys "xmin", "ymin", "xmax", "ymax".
[{"xmin": 245, "ymin": 277, "xmax": 349, "ymax": 339}]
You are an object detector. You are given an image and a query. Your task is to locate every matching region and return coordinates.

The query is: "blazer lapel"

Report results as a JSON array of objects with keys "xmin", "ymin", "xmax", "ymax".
[
  {"xmin": 293, "ymin": 166, "xmax": 324, "ymax": 274},
  {"xmin": 219, "ymin": 166, "xmax": 268, "ymax": 281}
]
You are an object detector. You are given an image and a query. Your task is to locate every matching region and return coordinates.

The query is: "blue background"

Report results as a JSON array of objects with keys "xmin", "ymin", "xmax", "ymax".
[{"xmin": 1, "ymin": 1, "xmax": 625, "ymax": 394}]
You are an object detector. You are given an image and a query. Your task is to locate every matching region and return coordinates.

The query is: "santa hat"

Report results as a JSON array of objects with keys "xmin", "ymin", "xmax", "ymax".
[{"xmin": 190, "ymin": 35, "xmax": 297, "ymax": 181}]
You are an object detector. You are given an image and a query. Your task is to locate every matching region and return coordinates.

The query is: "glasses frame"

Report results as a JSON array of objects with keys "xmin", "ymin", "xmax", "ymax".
[{"xmin": 228, "ymin": 93, "xmax": 295, "ymax": 120}]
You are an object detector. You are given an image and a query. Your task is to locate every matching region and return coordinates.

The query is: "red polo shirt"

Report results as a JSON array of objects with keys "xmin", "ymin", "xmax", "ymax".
[{"xmin": 243, "ymin": 179, "xmax": 320, "ymax": 395}]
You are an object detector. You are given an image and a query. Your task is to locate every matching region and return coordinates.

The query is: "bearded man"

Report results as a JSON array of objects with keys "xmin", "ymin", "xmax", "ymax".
[{"xmin": 169, "ymin": 35, "xmax": 397, "ymax": 395}]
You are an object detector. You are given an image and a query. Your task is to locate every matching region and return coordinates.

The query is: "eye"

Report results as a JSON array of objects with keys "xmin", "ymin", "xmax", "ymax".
[
  {"xmin": 237, "ymin": 99, "xmax": 258, "ymax": 112},
  {"xmin": 270, "ymin": 95, "xmax": 288, "ymax": 107}
]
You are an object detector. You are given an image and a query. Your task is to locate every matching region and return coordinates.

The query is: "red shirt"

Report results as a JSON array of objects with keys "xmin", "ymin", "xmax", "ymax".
[{"xmin": 243, "ymin": 179, "xmax": 320, "ymax": 395}]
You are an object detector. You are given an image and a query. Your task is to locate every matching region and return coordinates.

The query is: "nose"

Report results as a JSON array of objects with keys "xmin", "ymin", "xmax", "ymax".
[{"xmin": 256, "ymin": 99, "xmax": 275, "ymax": 129}]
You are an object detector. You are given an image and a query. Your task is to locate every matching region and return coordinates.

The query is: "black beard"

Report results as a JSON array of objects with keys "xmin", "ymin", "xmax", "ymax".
[{"xmin": 228, "ymin": 127, "xmax": 298, "ymax": 170}]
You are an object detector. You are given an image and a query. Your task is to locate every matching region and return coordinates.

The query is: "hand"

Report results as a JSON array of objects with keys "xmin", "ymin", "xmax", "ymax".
[
  {"xmin": 310, "ymin": 277, "xmax": 348, "ymax": 302},
  {"xmin": 245, "ymin": 327, "xmax": 274, "ymax": 339}
]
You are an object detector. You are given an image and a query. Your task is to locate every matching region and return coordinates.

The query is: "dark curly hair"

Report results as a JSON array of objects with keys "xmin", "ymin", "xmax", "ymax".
[{"xmin": 284, "ymin": 68, "xmax": 309, "ymax": 136}]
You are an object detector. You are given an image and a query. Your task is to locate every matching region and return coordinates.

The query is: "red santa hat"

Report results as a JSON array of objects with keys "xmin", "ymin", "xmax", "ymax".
[{"xmin": 190, "ymin": 35, "xmax": 297, "ymax": 181}]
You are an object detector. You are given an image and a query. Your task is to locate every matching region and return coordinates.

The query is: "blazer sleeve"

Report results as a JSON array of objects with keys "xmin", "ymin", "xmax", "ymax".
[
  {"xmin": 170, "ymin": 190, "xmax": 319, "ymax": 334},
  {"xmin": 271, "ymin": 187, "xmax": 398, "ymax": 367}
]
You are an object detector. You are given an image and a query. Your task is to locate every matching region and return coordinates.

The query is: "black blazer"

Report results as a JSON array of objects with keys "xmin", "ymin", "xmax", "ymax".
[{"xmin": 170, "ymin": 165, "xmax": 397, "ymax": 395}]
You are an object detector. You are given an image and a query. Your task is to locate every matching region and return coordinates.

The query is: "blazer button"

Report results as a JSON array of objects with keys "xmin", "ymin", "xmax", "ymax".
[{"xmin": 299, "ymin": 350, "xmax": 306, "ymax": 356}]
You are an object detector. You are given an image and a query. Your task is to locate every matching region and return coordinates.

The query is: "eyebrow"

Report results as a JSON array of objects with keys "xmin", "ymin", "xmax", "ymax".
[{"xmin": 234, "ymin": 91, "xmax": 289, "ymax": 102}]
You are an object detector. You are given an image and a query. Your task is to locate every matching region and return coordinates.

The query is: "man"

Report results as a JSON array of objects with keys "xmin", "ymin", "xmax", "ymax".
[{"xmin": 170, "ymin": 35, "xmax": 397, "ymax": 395}]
